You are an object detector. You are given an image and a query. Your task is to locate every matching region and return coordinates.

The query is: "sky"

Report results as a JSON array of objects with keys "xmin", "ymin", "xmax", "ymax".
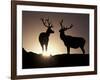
[{"xmin": 22, "ymin": 11, "xmax": 89, "ymax": 55}]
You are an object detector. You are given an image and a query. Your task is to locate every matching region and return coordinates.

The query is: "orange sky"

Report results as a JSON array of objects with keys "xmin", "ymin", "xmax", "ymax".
[{"xmin": 22, "ymin": 11, "xmax": 89, "ymax": 55}]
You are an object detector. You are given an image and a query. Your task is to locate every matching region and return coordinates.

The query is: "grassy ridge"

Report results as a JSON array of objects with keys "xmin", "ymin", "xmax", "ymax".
[{"xmin": 22, "ymin": 48, "xmax": 89, "ymax": 69}]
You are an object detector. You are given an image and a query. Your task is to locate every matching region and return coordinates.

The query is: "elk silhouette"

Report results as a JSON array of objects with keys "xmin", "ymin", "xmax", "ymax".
[
  {"xmin": 59, "ymin": 20, "xmax": 85, "ymax": 54},
  {"xmin": 39, "ymin": 18, "xmax": 54, "ymax": 52}
]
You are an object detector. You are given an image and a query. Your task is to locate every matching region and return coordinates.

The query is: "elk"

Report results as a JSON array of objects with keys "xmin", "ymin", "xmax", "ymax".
[
  {"xmin": 59, "ymin": 20, "xmax": 85, "ymax": 54},
  {"xmin": 39, "ymin": 18, "xmax": 54, "ymax": 52}
]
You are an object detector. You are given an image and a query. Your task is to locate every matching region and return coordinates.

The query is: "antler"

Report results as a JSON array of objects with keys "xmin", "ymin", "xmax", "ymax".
[
  {"xmin": 40, "ymin": 18, "xmax": 53, "ymax": 28},
  {"xmin": 40, "ymin": 18, "xmax": 48, "ymax": 27},
  {"xmin": 60, "ymin": 19, "xmax": 64, "ymax": 28},
  {"xmin": 60, "ymin": 19, "xmax": 73, "ymax": 30},
  {"xmin": 65, "ymin": 24, "xmax": 73, "ymax": 30}
]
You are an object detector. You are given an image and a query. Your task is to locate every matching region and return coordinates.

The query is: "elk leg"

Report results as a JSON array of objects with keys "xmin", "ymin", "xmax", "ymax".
[
  {"xmin": 67, "ymin": 46, "xmax": 70, "ymax": 54},
  {"xmin": 41, "ymin": 44, "xmax": 44, "ymax": 52},
  {"xmin": 80, "ymin": 47, "xmax": 85, "ymax": 54},
  {"xmin": 45, "ymin": 44, "xmax": 48, "ymax": 51}
]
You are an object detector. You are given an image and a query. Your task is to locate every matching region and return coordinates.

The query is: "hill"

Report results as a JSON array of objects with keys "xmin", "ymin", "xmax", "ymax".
[{"xmin": 22, "ymin": 48, "xmax": 89, "ymax": 69}]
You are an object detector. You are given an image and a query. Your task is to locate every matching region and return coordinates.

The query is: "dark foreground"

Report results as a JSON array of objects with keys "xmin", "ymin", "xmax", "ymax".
[{"xmin": 22, "ymin": 48, "xmax": 89, "ymax": 69}]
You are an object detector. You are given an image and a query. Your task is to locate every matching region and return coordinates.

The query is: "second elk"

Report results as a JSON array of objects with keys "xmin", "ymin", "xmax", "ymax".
[{"xmin": 59, "ymin": 20, "xmax": 85, "ymax": 54}]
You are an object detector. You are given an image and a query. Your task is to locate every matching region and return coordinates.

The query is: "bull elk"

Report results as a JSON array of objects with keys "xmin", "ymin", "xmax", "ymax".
[
  {"xmin": 39, "ymin": 18, "xmax": 54, "ymax": 52},
  {"xmin": 59, "ymin": 19, "xmax": 85, "ymax": 54}
]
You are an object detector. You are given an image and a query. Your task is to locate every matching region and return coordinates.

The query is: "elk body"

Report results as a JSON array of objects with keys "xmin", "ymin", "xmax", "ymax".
[
  {"xmin": 59, "ymin": 20, "xmax": 85, "ymax": 54},
  {"xmin": 39, "ymin": 18, "xmax": 54, "ymax": 52}
]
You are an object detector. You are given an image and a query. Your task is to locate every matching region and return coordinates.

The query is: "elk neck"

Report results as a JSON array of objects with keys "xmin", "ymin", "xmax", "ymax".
[
  {"xmin": 46, "ymin": 30, "xmax": 51, "ymax": 37},
  {"xmin": 60, "ymin": 31, "xmax": 66, "ymax": 40}
]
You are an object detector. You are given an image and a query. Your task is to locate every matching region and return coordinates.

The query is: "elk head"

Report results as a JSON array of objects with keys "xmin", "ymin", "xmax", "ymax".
[
  {"xmin": 59, "ymin": 19, "xmax": 73, "ymax": 32},
  {"xmin": 40, "ymin": 18, "xmax": 54, "ymax": 34}
]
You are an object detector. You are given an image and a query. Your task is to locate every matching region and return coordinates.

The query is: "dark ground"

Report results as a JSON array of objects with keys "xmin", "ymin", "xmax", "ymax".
[{"xmin": 22, "ymin": 48, "xmax": 89, "ymax": 69}]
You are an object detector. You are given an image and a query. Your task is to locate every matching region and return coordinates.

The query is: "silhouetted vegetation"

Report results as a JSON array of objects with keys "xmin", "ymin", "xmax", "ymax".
[{"xmin": 22, "ymin": 48, "xmax": 89, "ymax": 69}]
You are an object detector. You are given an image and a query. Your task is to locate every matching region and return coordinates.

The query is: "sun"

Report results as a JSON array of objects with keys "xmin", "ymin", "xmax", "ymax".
[{"xmin": 42, "ymin": 51, "xmax": 51, "ymax": 57}]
